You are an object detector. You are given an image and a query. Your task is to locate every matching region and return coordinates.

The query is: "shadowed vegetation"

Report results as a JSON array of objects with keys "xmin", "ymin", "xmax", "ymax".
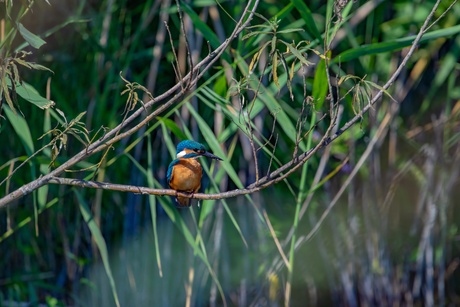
[{"xmin": 1, "ymin": 0, "xmax": 460, "ymax": 306}]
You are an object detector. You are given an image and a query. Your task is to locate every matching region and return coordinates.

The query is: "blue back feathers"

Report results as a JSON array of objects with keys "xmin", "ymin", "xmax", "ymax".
[{"xmin": 166, "ymin": 160, "xmax": 177, "ymax": 185}]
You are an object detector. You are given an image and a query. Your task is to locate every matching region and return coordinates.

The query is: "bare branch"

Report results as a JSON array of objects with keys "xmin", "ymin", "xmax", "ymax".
[
  {"xmin": 268, "ymin": 0, "xmax": 446, "ymax": 275},
  {"xmin": 0, "ymin": 0, "xmax": 449, "ymax": 216},
  {"xmin": 175, "ymin": 0, "xmax": 195, "ymax": 84},
  {"xmin": 0, "ymin": 0, "xmax": 261, "ymax": 208},
  {"xmin": 43, "ymin": 176, "xmax": 262, "ymax": 200},
  {"xmin": 164, "ymin": 21, "xmax": 184, "ymax": 89}
]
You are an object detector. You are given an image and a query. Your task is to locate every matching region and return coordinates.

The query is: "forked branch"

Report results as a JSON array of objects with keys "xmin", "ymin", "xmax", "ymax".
[
  {"xmin": 0, "ymin": 0, "xmax": 260, "ymax": 208},
  {"xmin": 0, "ymin": 0, "xmax": 447, "ymax": 210}
]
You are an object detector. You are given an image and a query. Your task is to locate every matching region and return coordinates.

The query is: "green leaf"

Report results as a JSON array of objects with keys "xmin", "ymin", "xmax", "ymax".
[
  {"xmin": 1, "ymin": 72, "xmax": 15, "ymax": 112},
  {"xmin": 76, "ymin": 191, "xmax": 120, "ymax": 307},
  {"xmin": 186, "ymin": 105, "xmax": 243, "ymax": 189},
  {"xmin": 290, "ymin": 0, "xmax": 322, "ymax": 40},
  {"xmin": 27, "ymin": 62, "xmax": 53, "ymax": 72},
  {"xmin": 184, "ymin": 105, "xmax": 249, "ymax": 246},
  {"xmin": 277, "ymin": 28, "xmax": 305, "ymax": 34},
  {"xmin": 160, "ymin": 123, "xmax": 178, "ymax": 158},
  {"xmin": 328, "ymin": 0, "xmax": 353, "ymax": 46},
  {"xmin": 38, "ymin": 110, "xmax": 51, "ymax": 210},
  {"xmin": 272, "ymin": 51, "xmax": 280, "ymax": 89},
  {"xmin": 312, "ymin": 58, "xmax": 328, "ymax": 109},
  {"xmin": 262, "ymin": 91, "xmax": 304, "ymax": 150},
  {"xmin": 181, "ymin": 4, "xmax": 221, "ymax": 50},
  {"xmin": 16, "ymin": 18, "xmax": 90, "ymax": 52},
  {"xmin": 0, "ymin": 198, "xmax": 58, "ymax": 244},
  {"xmin": 3, "ymin": 105, "xmax": 34, "ymax": 156},
  {"xmin": 275, "ymin": 3, "xmax": 294, "ymax": 20},
  {"xmin": 153, "ymin": 192, "xmax": 212, "ymax": 269},
  {"xmin": 419, "ymin": 33, "xmax": 460, "ymax": 115},
  {"xmin": 71, "ymin": 111, "xmax": 87, "ymax": 124},
  {"xmin": 157, "ymin": 117, "xmax": 187, "ymax": 141},
  {"xmin": 17, "ymin": 23, "xmax": 46, "ymax": 49},
  {"xmin": 236, "ymin": 53, "xmax": 306, "ymax": 151},
  {"xmin": 147, "ymin": 135, "xmax": 163, "ymax": 277},
  {"xmin": 334, "ymin": 24, "xmax": 460, "ymax": 63},
  {"xmin": 197, "ymin": 89, "xmax": 265, "ymax": 143},
  {"xmin": 279, "ymin": 40, "xmax": 312, "ymax": 66},
  {"xmin": 6, "ymin": 77, "xmax": 54, "ymax": 109},
  {"xmin": 38, "ymin": 169, "xmax": 49, "ymax": 209},
  {"xmin": 213, "ymin": 74, "xmax": 228, "ymax": 97}
]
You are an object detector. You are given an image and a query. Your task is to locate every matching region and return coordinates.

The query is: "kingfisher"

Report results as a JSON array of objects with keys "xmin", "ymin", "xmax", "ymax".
[{"xmin": 167, "ymin": 140, "xmax": 222, "ymax": 207}]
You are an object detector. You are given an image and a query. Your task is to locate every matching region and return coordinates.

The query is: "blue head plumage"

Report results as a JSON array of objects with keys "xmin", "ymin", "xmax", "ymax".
[{"xmin": 176, "ymin": 140, "xmax": 206, "ymax": 155}]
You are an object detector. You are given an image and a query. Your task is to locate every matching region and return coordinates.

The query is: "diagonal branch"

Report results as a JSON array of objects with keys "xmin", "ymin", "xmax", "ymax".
[
  {"xmin": 0, "ymin": 0, "xmax": 447, "ymax": 212},
  {"xmin": 267, "ymin": 0, "xmax": 445, "ymax": 275},
  {"xmin": 0, "ymin": 0, "xmax": 260, "ymax": 209}
]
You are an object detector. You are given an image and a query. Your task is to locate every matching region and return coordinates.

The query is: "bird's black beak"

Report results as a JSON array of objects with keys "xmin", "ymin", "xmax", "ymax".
[{"xmin": 202, "ymin": 151, "xmax": 222, "ymax": 161}]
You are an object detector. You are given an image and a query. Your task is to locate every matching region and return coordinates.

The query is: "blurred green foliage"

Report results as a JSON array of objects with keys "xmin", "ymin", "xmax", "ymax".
[{"xmin": 1, "ymin": 0, "xmax": 460, "ymax": 306}]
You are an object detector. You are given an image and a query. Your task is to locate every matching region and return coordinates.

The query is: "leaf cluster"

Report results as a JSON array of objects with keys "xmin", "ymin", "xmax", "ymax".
[
  {"xmin": 244, "ymin": 13, "xmax": 313, "ymax": 99},
  {"xmin": 0, "ymin": 51, "xmax": 52, "ymax": 115},
  {"xmin": 38, "ymin": 111, "xmax": 90, "ymax": 168},
  {"xmin": 120, "ymin": 72, "xmax": 153, "ymax": 114},
  {"xmin": 1, "ymin": 0, "xmax": 460, "ymax": 306},
  {"xmin": 1, "ymin": 0, "xmax": 54, "ymax": 117}
]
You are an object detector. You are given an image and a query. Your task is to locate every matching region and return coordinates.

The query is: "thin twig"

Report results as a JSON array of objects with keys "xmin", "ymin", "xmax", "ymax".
[
  {"xmin": 423, "ymin": 0, "xmax": 458, "ymax": 34},
  {"xmin": 0, "ymin": 0, "xmax": 449, "ymax": 214},
  {"xmin": 176, "ymin": 0, "xmax": 195, "ymax": 84},
  {"xmin": 0, "ymin": 0, "xmax": 261, "ymax": 208},
  {"xmin": 265, "ymin": 0, "xmax": 445, "ymax": 275},
  {"xmin": 164, "ymin": 21, "xmax": 184, "ymax": 89}
]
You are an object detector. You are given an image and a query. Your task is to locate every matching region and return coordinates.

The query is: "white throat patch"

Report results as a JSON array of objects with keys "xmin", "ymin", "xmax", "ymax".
[{"xmin": 176, "ymin": 150, "xmax": 187, "ymax": 158}]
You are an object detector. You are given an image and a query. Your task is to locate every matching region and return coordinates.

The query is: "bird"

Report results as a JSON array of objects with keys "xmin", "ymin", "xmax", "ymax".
[{"xmin": 167, "ymin": 140, "xmax": 222, "ymax": 207}]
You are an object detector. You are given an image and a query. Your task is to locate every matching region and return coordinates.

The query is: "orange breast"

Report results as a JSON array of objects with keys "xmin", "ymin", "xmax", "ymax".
[{"xmin": 169, "ymin": 159, "xmax": 202, "ymax": 193}]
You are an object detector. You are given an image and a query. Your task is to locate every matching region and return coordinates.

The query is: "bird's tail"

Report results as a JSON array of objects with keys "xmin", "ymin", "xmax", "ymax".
[{"xmin": 175, "ymin": 196, "xmax": 191, "ymax": 208}]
